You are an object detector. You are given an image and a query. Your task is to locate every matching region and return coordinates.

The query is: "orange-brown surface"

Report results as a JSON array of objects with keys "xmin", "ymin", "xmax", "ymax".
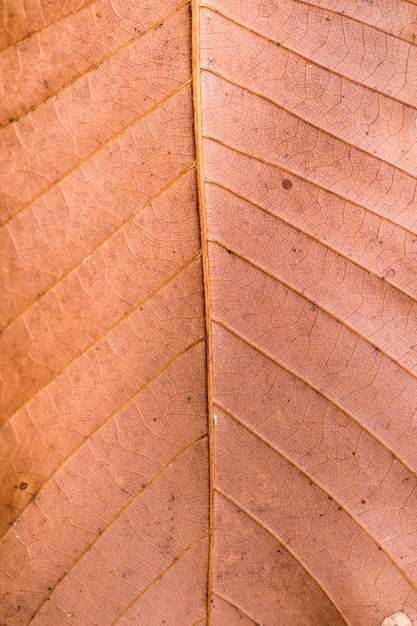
[{"xmin": 1, "ymin": 1, "xmax": 417, "ymax": 624}]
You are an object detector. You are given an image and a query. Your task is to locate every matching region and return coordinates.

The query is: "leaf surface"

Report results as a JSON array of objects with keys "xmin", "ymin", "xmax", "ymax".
[{"xmin": 1, "ymin": 1, "xmax": 417, "ymax": 625}]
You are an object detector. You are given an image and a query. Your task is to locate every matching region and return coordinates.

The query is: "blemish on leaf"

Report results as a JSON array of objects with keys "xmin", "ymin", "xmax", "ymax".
[
  {"xmin": 18, "ymin": 482, "xmax": 28, "ymax": 491},
  {"xmin": 381, "ymin": 612, "xmax": 412, "ymax": 626},
  {"xmin": 282, "ymin": 179, "xmax": 292, "ymax": 190}
]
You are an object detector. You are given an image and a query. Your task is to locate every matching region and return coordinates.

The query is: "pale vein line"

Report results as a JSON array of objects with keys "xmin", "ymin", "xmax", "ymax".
[
  {"xmin": 206, "ymin": 178, "xmax": 417, "ymax": 303},
  {"xmin": 204, "ymin": 68, "xmax": 417, "ymax": 180},
  {"xmin": 293, "ymin": 0, "xmax": 417, "ymax": 45},
  {"xmin": 204, "ymin": 136, "xmax": 417, "ymax": 237},
  {"xmin": 212, "ymin": 320, "xmax": 417, "ymax": 480},
  {"xmin": 0, "ymin": 79, "xmax": 192, "ymax": 229},
  {"xmin": 1, "ymin": 0, "xmax": 190, "ymax": 127},
  {"xmin": 216, "ymin": 402, "xmax": 417, "ymax": 592},
  {"xmin": 213, "ymin": 592, "xmax": 261, "ymax": 625},
  {"xmin": 3, "ymin": 254, "xmax": 202, "ymax": 425},
  {"xmin": 1, "ymin": 164, "xmax": 195, "ymax": 333},
  {"xmin": 215, "ymin": 490, "xmax": 350, "ymax": 625},
  {"xmin": 191, "ymin": 1, "xmax": 215, "ymax": 624},
  {"xmin": 0, "ymin": 0, "xmax": 97, "ymax": 53},
  {"xmin": 201, "ymin": 4, "xmax": 417, "ymax": 106},
  {"xmin": 1, "ymin": 338, "xmax": 204, "ymax": 543},
  {"xmin": 112, "ymin": 535, "xmax": 209, "ymax": 624},
  {"xmin": 209, "ymin": 238, "xmax": 417, "ymax": 383},
  {"xmin": 28, "ymin": 436, "xmax": 208, "ymax": 624}
]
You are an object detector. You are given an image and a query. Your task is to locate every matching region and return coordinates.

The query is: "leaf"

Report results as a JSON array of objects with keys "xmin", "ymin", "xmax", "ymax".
[{"xmin": 1, "ymin": 1, "xmax": 417, "ymax": 624}]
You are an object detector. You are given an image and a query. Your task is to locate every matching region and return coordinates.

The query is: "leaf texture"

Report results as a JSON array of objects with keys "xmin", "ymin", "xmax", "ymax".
[{"xmin": 1, "ymin": 1, "xmax": 417, "ymax": 625}]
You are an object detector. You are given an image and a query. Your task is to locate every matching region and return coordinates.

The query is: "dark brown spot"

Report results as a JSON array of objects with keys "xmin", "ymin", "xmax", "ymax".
[
  {"xmin": 282, "ymin": 179, "xmax": 292, "ymax": 190},
  {"xmin": 19, "ymin": 482, "xmax": 28, "ymax": 490}
]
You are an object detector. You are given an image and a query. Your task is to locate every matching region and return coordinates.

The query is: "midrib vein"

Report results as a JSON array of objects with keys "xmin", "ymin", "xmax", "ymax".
[{"xmin": 191, "ymin": 0, "xmax": 215, "ymax": 622}]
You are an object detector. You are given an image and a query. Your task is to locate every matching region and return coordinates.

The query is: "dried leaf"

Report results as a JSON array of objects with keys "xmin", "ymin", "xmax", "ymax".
[{"xmin": 1, "ymin": 1, "xmax": 417, "ymax": 624}]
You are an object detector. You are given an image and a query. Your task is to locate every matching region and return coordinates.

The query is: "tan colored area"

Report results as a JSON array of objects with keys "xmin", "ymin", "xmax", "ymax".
[{"xmin": 1, "ymin": 1, "xmax": 417, "ymax": 624}]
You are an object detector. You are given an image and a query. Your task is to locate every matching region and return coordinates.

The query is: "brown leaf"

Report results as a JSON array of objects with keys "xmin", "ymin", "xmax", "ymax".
[{"xmin": 1, "ymin": 1, "xmax": 417, "ymax": 624}]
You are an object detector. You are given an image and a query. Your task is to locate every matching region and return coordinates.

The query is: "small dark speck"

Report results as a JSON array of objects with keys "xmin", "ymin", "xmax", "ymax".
[
  {"xmin": 326, "ymin": 16, "xmax": 331, "ymax": 21},
  {"xmin": 187, "ymin": 396, "xmax": 191, "ymax": 401},
  {"xmin": 226, "ymin": 249, "xmax": 232, "ymax": 254},
  {"xmin": 97, "ymin": 528, "xmax": 102, "ymax": 535},
  {"xmin": 361, "ymin": 499, "xmax": 366, "ymax": 504},
  {"xmin": 19, "ymin": 482, "xmax": 28, "ymax": 491},
  {"xmin": 48, "ymin": 587, "xmax": 52, "ymax": 591},
  {"xmin": 328, "ymin": 496, "xmax": 332, "ymax": 500},
  {"xmin": 43, "ymin": 80, "xmax": 49, "ymax": 88},
  {"xmin": 352, "ymin": 451, "xmax": 356, "ymax": 455},
  {"xmin": 282, "ymin": 179, "xmax": 292, "ymax": 190}
]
